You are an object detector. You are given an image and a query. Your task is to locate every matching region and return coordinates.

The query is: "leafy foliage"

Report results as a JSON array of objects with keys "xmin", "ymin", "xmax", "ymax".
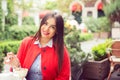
[
  {"xmin": 0, "ymin": 40, "xmax": 21, "ymax": 72},
  {"xmin": 72, "ymin": 11, "xmax": 82, "ymax": 24},
  {"xmin": 64, "ymin": 29, "xmax": 82, "ymax": 58},
  {"xmin": 44, "ymin": 1, "xmax": 57, "ymax": 10},
  {"xmin": 8, "ymin": 25, "xmax": 38, "ymax": 40},
  {"xmin": 79, "ymin": 33, "xmax": 93, "ymax": 41},
  {"xmin": 103, "ymin": 0, "xmax": 120, "ymax": 17},
  {"xmin": 0, "ymin": 41, "xmax": 21, "ymax": 54},
  {"xmin": 0, "ymin": 53, "xmax": 5, "ymax": 72},
  {"xmin": 85, "ymin": 17, "xmax": 111, "ymax": 32},
  {"xmin": 91, "ymin": 39, "xmax": 112, "ymax": 61},
  {"xmin": 56, "ymin": 0, "xmax": 73, "ymax": 13},
  {"xmin": 64, "ymin": 28, "xmax": 90, "ymax": 66},
  {"xmin": 22, "ymin": 17, "xmax": 35, "ymax": 25},
  {"xmin": 0, "ymin": 1, "xmax": 2, "ymax": 31},
  {"xmin": 5, "ymin": 0, "xmax": 18, "ymax": 28}
]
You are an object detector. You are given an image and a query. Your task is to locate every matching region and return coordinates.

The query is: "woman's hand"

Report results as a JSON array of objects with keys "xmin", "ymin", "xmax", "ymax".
[{"xmin": 4, "ymin": 52, "xmax": 20, "ymax": 69}]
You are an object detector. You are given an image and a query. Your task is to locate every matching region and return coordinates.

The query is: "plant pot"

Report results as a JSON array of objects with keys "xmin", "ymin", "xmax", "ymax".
[
  {"xmin": 82, "ymin": 58, "xmax": 110, "ymax": 80},
  {"xmin": 100, "ymin": 32, "xmax": 110, "ymax": 39}
]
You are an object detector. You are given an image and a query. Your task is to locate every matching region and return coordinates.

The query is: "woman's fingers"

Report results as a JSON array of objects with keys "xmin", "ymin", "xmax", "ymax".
[
  {"xmin": 10, "ymin": 56, "xmax": 20, "ymax": 67},
  {"xmin": 4, "ymin": 52, "xmax": 20, "ymax": 68},
  {"xmin": 4, "ymin": 52, "xmax": 14, "ymax": 63},
  {"xmin": 4, "ymin": 57, "xmax": 10, "ymax": 64},
  {"xmin": 7, "ymin": 52, "xmax": 14, "ymax": 57}
]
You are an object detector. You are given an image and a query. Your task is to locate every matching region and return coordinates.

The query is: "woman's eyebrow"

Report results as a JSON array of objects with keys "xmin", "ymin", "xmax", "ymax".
[{"xmin": 51, "ymin": 24, "xmax": 56, "ymax": 26}]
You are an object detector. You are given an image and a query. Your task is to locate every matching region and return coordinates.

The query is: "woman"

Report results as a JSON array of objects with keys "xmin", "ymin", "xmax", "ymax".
[{"xmin": 4, "ymin": 13, "xmax": 71, "ymax": 80}]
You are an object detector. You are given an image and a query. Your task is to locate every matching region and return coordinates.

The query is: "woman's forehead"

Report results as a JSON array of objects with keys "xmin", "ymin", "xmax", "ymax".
[{"xmin": 46, "ymin": 18, "xmax": 56, "ymax": 25}]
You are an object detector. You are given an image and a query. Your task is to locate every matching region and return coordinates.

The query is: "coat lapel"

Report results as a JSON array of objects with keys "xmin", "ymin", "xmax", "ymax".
[{"xmin": 23, "ymin": 44, "xmax": 41, "ymax": 69}]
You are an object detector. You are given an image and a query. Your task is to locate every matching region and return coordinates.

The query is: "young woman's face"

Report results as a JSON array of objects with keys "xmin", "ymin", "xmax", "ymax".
[{"xmin": 41, "ymin": 18, "xmax": 56, "ymax": 40}]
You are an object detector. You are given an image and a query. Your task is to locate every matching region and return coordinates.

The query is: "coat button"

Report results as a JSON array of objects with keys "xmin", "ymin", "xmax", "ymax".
[
  {"xmin": 43, "ymin": 66, "xmax": 46, "ymax": 70},
  {"xmin": 42, "ymin": 49, "xmax": 46, "ymax": 52}
]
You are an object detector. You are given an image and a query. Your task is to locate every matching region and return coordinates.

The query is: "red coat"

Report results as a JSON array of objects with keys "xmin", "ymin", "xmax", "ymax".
[{"xmin": 17, "ymin": 37, "xmax": 71, "ymax": 80}]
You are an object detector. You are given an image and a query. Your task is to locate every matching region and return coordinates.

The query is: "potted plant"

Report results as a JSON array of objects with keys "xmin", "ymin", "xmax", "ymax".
[
  {"xmin": 82, "ymin": 39, "xmax": 112, "ymax": 80},
  {"xmin": 64, "ymin": 28, "xmax": 90, "ymax": 80},
  {"xmin": 92, "ymin": 39, "xmax": 112, "ymax": 61}
]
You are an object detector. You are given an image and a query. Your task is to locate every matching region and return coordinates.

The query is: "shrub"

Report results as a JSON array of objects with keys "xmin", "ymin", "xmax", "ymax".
[
  {"xmin": 0, "ymin": 40, "xmax": 21, "ymax": 72},
  {"xmin": 8, "ymin": 25, "xmax": 38, "ymax": 40},
  {"xmin": 0, "ymin": 40, "xmax": 21, "ymax": 54},
  {"xmin": 64, "ymin": 29, "xmax": 82, "ymax": 58},
  {"xmin": 79, "ymin": 33, "xmax": 93, "ymax": 41},
  {"xmin": 22, "ymin": 17, "xmax": 35, "ymax": 25},
  {"xmin": 85, "ymin": 17, "xmax": 111, "ymax": 32},
  {"xmin": 0, "ymin": 53, "xmax": 4, "ymax": 72},
  {"xmin": 65, "ymin": 30, "xmax": 90, "ymax": 80}
]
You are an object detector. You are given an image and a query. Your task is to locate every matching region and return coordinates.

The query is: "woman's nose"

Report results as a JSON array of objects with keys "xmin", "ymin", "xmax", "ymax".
[{"xmin": 44, "ymin": 25, "xmax": 49, "ymax": 30}]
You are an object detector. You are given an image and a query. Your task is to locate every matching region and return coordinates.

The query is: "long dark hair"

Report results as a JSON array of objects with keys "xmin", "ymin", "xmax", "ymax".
[{"xmin": 33, "ymin": 13, "xmax": 64, "ymax": 71}]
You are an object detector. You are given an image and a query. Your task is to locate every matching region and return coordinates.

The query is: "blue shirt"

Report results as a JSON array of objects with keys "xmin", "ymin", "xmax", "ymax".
[{"xmin": 26, "ymin": 39, "xmax": 53, "ymax": 80}]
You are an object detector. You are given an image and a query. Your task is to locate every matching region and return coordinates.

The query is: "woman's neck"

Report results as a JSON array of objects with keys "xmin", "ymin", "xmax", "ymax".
[{"xmin": 39, "ymin": 38, "xmax": 50, "ymax": 47}]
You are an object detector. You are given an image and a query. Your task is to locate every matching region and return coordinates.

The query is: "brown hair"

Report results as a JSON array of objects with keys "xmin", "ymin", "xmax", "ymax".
[{"xmin": 33, "ymin": 13, "xmax": 64, "ymax": 71}]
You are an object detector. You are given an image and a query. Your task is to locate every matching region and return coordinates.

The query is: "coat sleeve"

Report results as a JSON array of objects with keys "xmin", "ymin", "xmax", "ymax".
[
  {"xmin": 55, "ymin": 46, "xmax": 71, "ymax": 80},
  {"xmin": 17, "ymin": 37, "xmax": 30, "ymax": 67}
]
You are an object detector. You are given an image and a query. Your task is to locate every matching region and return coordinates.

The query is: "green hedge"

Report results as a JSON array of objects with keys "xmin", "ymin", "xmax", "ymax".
[
  {"xmin": 0, "ymin": 41, "xmax": 21, "ymax": 54},
  {"xmin": 80, "ymin": 33, "xmax": 93, "ymax": 41},
  {"xmin": 0, "ymin": 40, "xmax": 21, "ymax": 72},
  {"xmin": 9, "ymin": 25, "xmax": 38, "ymax": 40},
  {"xmin": 0, "ymin": 25, "xmax": 38, "ymax": 40}
]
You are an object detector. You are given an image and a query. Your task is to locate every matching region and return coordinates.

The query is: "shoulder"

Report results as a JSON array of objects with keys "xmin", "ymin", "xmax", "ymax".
[
  {"xmin": 21, "ymin": 36, "xmax": 34, "ymax": 46},
  {"xmin": 22, "ymin": 36, "xmax": 34, "ymax": 43}
]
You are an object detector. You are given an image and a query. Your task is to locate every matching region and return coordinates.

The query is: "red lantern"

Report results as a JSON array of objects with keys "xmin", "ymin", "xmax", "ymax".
[
  {"xmin": 98, "ymin": 2, "xmax": 103, "ymax": 10},
  {"xmin": 71, "ymin": 5, "xmax": 77, "ymax": 12},
  {"xmin": 70, "ymin": 2, "xmax": 82, "ymax": 12}
]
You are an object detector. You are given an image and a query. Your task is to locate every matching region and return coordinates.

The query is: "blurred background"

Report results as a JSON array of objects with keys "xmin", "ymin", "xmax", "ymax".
[{"xmin": 0, "ymin": 1, "xmax": 120, "ymax": 79}]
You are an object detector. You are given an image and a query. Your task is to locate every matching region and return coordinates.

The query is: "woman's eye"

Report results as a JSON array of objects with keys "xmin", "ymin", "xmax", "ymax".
[
  {"xmin": 44, "ymin": 22, "xmax": 47, "ymax": 25},
  {"xmin": 51, "ymin": 26, "xmax": 56, "ymax": 29}
]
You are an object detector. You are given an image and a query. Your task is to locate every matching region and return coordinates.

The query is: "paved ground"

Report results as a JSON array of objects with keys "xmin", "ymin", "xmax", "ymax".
[{"xmin": 80, "ymin": 38, "xmax": 106, "ymax": 53}]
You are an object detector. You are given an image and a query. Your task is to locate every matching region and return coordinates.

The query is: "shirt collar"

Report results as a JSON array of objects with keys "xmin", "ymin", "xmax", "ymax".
[{"xmin": 34, "ymin": 39, "xmax": 53, "ymax": 48}]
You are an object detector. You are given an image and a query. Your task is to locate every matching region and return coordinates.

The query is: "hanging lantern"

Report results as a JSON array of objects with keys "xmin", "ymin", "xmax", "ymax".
[
  {"xmin": 71, "ymin": 5, "xmax": 77, "ymax": 12},
  {"xmin": 97, "ymin": 2, "xmax": 103, "ymax": 10},
  {"xmin": 70, "ymin": 2, "xmax": 82, "ymax": 12}
]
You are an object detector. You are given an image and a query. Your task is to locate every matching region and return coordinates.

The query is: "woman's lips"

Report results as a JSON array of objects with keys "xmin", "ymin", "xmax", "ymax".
[{"xmin": 42, "ymin": 31, "xmax": 49, "ymax": 35}]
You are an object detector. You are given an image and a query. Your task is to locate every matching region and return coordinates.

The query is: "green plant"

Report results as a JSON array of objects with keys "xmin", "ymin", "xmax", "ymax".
[
  {"xmin": 85, "ymin": 18, "xmax": 101, "ymax": 33},
  {"xmin": 64, "ymin": 29, "xmax": 82, "ymax": 58},
  {"xmin": 0, "ymin": 53, "xmax": 5, "ymax": 72},
  {"xmin": 22, "ymin": 17, "xmax": 35, "ymax": 25},
  {"xmin": 0, "ymin": 1, "xmax": 2, "ymax": 32},
  {"xmin": 91, "ymin": 39, "xmax": 112, "ymax": 61},
  {"xmin": 103, "ymin": 0, "xmax": 120, "ymax": 18},
  {"xmin": 85, "ymin": 17, "xmax": 111, "ymax": 33},
  {"xmin": 0, "ymin": 40, "xmax": 21, "ymax": 72},
  {"xmin": 72, "ymin": 11, "xmax": 82, "ymax": 24},
  {"xmin": 8, "ymin": 25, "xmax": 38, "ymax": 40},
  {"xmin": 79, "ymin": 33, "xmax": 93, "ymax": 41},
  {"xmin": 0, "ymin": 40, "xmax": 21, "ymax": 54},
  {"xmin": 97, "ymin": 17, "xmax": 111, "ymax": 32}
]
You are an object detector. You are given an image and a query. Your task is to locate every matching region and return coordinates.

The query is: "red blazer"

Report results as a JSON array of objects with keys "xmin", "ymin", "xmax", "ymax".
[{"xmin": 17, "ymin": 37, "xmax": 71, "ymax": 80}]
